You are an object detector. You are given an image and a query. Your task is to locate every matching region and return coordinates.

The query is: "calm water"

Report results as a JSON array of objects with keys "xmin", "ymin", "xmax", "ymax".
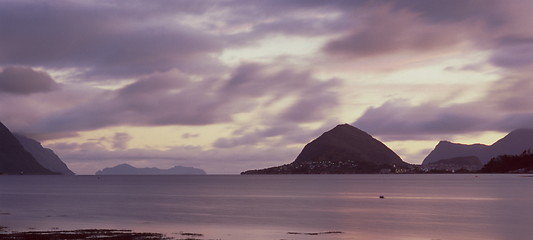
[{"xmin": 1, "ymin": 174, "xmax": 532, "ymax": 240}]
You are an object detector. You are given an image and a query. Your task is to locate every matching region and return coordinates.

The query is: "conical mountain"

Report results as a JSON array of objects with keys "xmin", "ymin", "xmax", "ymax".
[
  {"xmin": 0, "ymin": 121, "xmax": 54, "ymax": 175},
  {"xmin": 242, "ymin": 124, "xmax": 406, "ymax": 174}
]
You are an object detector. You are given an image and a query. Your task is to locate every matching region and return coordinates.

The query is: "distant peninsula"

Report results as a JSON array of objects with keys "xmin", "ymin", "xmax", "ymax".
[
  {"xmin": 242, "ymin": 124, "xmax": 409, "ymax": 174},
  {"xmin": 96, "ymin": 163, "xmax": 207, "ymax": 175}
]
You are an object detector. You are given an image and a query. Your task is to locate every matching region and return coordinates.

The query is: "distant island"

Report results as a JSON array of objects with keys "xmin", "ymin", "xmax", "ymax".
[{"xmin": 96, "ymin": 163, "xmax": 206, "ymax": 175}]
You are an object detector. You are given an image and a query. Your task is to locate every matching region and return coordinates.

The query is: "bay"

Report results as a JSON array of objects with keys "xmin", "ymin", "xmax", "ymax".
[{"xmin": 1, "ymin": 174, "xmax": 532, "ymax": 239}]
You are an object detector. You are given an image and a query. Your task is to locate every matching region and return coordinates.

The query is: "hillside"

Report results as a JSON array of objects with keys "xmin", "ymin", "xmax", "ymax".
[
  {"xmin": 0, "ymin": 121, "xmax": 54, "ymax": 175},
  {"xmin": 14, "ymin": 134, "xmax": 75, "ymax": 175}
]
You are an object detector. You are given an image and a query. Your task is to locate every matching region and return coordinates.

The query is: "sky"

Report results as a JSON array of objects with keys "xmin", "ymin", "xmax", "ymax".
[{"xmin": 1, "ymin": 0, "xmax": 533, "ymax": 174}]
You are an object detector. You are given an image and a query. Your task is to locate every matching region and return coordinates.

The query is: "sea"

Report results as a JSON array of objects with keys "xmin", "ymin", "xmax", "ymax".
[{"xmin": 1, "ymin": 174, "xmax": 532, "ymax": 240}]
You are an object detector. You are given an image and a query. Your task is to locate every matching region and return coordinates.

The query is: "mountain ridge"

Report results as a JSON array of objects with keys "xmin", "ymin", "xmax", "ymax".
[{"xmin": 423, "ymin": 128, "xmax": 533, "ymax": 165}]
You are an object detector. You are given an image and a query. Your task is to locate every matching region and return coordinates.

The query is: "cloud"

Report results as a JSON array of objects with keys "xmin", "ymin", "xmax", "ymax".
[
  {"xmin": 0, "ymin": 1, "xmax": 223, "ymax": 79},
  {"xmin": 353, "ymin": 100, "xmax": 487, "ymax": 140},
  {"xmin": 390, "ymin": 0, "xmax": 500, "ymax": 24},
  {"xmin": 280, "ymin": 79, "xmax": 340, "ymax": 122},
  {"xmin": 112, "ymin": 132, "xmax": 132, "ymax": 150},
  {"xmin": 0, "ymin": 66, "xmax": 58, "ymax": 94},
  {"xmin": 354, "ymin": 74, "xmax": 533, "ymax": 140},
  {"xmin": 213, "ymin": 119, "xmax": 340, "ymax": 149},
  {"xmin": 323, "ymin": 4, "xmax": 469, "ymax": 58},
  {"xmin": 181, "ymin": 133, "xmax": 199, "ymax": 139},
  {"xmin": 0, "ymin": 79, "xmax": 101, "ymax": 136},
  {"xmin": 30, "ymin": 63, "xmax": 340, "ymax": 137},
  {"xmin": 490, "ymin": 36, "xmax": 533, "ymax": 69},
  {"xmin": 487, "ymin": 76, "xmax": 533, "ymax": 112}
]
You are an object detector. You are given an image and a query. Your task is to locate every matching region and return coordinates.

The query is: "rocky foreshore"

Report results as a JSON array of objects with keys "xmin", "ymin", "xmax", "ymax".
[{"xmin": 0, "ymin": 228, "xmax": 201, "ymax": 240}]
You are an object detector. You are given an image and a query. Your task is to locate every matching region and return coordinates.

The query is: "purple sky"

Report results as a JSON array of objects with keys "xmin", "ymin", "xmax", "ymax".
[{"xmin": 1, "ymin": 0, "xmax": 532, "ymax": 174}]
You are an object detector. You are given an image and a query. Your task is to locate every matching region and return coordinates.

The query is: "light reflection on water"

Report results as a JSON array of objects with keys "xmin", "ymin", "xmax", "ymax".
[{"xmin": 1, "ymin": 174, "xmax": 532, "ymax": 240}]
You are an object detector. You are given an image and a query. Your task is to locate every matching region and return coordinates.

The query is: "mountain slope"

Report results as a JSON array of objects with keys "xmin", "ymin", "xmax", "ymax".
[
  {"xmin": 423, "ymin": 129, "xmax": 533, "ymax": 165},
  {"xmin": 0, "ymin": 121, "xmax": 54, "ymax": 175},
  {"xmin": 242, "ymin": 124, "xmax": 407, "ymax": 174},
  {"xmin": 14, "ymin": 134, "xmax": 75, "ymax": 175},
  {"xmin": 95, "ymin": 163, "xmax": 207, "ymax": 175}
]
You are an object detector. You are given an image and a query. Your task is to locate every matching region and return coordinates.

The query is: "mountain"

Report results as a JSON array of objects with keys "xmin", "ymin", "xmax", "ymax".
[
  {"xmin": 95, "ymin": 163, "xmax": 207, "ymax": 175},
  {"xmin": 14, "ymin": 134, "xmax": 75, "ymax": 175},
  {"xmin": 242, "ymin": 124, "xmax": 407, "ymax": 174},
  {"xmin": 0, "ymin": 121, "xmax": 54, "ymax": 175},
  {"xmin": 423, "ymin": 129, "xmax": 533, "ymax": 165}
]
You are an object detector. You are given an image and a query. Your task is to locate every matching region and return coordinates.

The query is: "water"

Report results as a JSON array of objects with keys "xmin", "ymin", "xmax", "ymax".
[{"xmin": 1, "ymin": 174, "xmax": 532, "ymax": 239}]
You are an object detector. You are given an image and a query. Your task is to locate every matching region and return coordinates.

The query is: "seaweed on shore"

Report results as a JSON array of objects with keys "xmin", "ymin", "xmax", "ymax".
[
  {"xmin": 0, "ymin": 229, "xmax": 173, "ymax": 240},
  {"xmin": 287, "ymin": 231, "xmax": 343, "ymax": 235}
]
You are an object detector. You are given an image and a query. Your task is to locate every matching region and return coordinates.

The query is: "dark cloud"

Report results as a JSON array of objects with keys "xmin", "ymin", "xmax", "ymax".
[
  {"xmin": 353, "ymin": 100, "xmax": 486, "ymax": 140},
  {"xmin": 0, "ymin": 1, "xmax": 223, "ymax": 79},
  {"xmin": 0, "ymin": 66, "xmax": 58, "ymax": 94},
  {"xmin": 390, "ymin": 0, "xmax": 500, "ymax": 24},
  {"xmin": 323, "ymin": 4, "xmax": 467, "ymax": 57},
  {"xmin": 0, "ymin": 0, "xmax": 511, "ymax": 81},
  {"xmin": 112, "ymin": 132, "xmax": 132, "ymax": 150},
  {"xmin": 497, "ymin": 113, "xmax": 533, "ymax": 132},
  {"xmin": 490, "ymin": 36, "xmax": 533, "ymax": 69},
  {"xmin": 281, "ymin": 79, "xmax": 340, "ymax": 122}
]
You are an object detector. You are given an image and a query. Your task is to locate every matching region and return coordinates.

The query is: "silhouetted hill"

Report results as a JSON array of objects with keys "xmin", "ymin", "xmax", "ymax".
[
  {"xmin": 480, "ymin": 151, "xmax": 533, "ymax": 173},
  {"xmin": 0, "ymin": 121, "xmax": 54, "ymax": 175},
  {"xmin": 242, "ymin": 124, "xmax": 407, "ymax": 174},
  {"xmin": 489, "ymin": 129, "xmax": 533, "ymax": 157},
  {"xmin": 423, "ymin": 129, "xmax": 533, "ymax": 165},
  {"xmin": 95, "ymin": 163, "xmax": 207, "ymax": 175},
  {"xmin": 14, "ymin": 134, "xmax": 75, "ymax": 175}
]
